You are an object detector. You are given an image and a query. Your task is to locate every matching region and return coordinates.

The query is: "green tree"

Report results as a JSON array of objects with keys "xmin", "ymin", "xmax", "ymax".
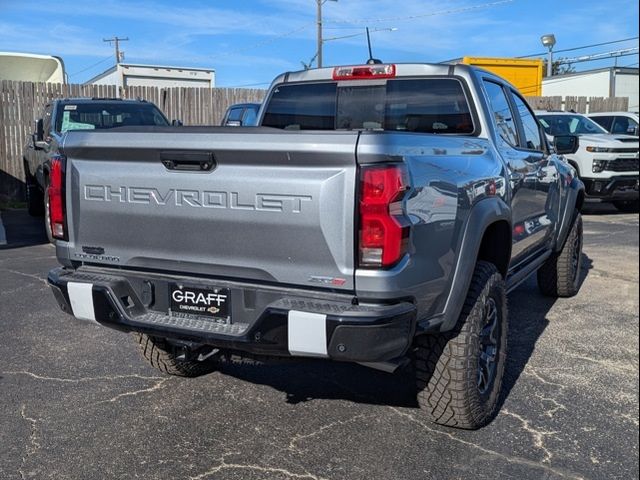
[{"xmin": 543, "ymin": 58, "xmax": 576, "ymax": 77}]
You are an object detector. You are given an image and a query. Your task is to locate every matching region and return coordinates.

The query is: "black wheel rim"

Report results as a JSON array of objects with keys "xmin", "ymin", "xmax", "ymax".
[{"xmin": 478, "ymin": 296, "xmax": 500, "ymax": 395}]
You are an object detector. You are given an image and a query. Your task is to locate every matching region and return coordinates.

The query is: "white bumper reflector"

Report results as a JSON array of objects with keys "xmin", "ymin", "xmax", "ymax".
[
  {"xmin": 67, "ymin": 282, "xmax": 96, "ymax": 322},
  {"xmin": 287, "ymin": 310, "xmax": 328, "ymax": 357}
]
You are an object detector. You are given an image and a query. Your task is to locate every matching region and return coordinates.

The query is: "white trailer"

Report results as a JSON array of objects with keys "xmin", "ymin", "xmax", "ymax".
[{"xmin": 86, "ymin": 63, "xmax": 215, "ymax": 89}]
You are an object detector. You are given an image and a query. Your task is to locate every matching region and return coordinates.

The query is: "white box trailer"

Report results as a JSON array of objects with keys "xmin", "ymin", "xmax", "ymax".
[{"xmin": 86, "ymin": 63, "xmax": 215, "ymax": 89}]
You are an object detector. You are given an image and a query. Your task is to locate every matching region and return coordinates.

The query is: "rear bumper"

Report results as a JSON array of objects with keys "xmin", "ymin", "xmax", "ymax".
[
  {"xmin": 583, "ymin": 175, "xmax": 639, "ymax": 201},
  {"xmin": 48, "ymin": 267, "xmax": 416, "ymax": 363}
]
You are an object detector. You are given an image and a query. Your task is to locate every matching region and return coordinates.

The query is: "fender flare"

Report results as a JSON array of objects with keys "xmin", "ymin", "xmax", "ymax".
[
  {"xmin": 421, "ymin": 197, "xmax": 511, "ymax": 333},
  {"xmin": 555, "ymin": 178, "xmax": 585, "ymax": 252}
]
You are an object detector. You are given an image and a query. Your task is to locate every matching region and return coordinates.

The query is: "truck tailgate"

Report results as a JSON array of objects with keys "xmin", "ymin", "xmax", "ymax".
[{"xmin": 61, "ymin": 128, "xmax": 358, "ymax": 291}]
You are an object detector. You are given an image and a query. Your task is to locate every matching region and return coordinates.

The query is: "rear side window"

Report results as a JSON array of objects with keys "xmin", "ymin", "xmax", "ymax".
[
  {"xmin": 262, "ymin": 83, "xmax": 337, "ymax": 130},
  {"xmin": 262, "ymin": 78, "xmax": 474, "ymax": 134},
  {"xmin": 483, "ymin": 81, "xmax": 518, "ymax": 146},
  {"xmin": 511, "ymin": 92, "xmax": 543, "ymax": 151}
]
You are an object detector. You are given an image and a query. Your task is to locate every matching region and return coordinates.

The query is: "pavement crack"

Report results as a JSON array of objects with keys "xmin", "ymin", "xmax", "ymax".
[
  {"xmin": 18, "ymin": 405, "xmax": 41, "ymax": 480},
  {"xmin": 288, "ymin": 414, "xmax": 368, "ymax": 451},
  {"xmin": 189, "ymin": 455, "xmax": 328, "ymax": 480},
  {"xmin": 4, "ymin": 370, "xmax": 165, "ymax": 383},
  {"xmin": 97, "ymin": 377, "xmax": 170, "ymax": 404},
  {"xmin": 535, "ymin": 394, "xmax": 567, "ymax": 419},
  {"xmin": 390, "ymin": 408, "xmax": 583, "ymax": 479},
  {"xmin": 522, "ymin": 367, "xmax": 568, "ymax": 389},
  {"xmin": 501, "ymin": 409, "xmax": 559, "ymax": 463},
  {"xmin": 0, "ymin": 268, "xmax": 49, "ymax": 287}
]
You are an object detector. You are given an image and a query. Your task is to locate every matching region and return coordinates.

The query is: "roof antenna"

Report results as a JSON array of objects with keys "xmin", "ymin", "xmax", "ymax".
[{"xmin": 365, "ymin": 27, "xmax": 382, "ymax": 65}]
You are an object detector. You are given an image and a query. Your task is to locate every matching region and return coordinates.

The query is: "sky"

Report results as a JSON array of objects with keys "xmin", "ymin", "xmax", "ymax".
[{"xmin": 0, "ymin": 0, "xmax": 638, "ymax": 88}]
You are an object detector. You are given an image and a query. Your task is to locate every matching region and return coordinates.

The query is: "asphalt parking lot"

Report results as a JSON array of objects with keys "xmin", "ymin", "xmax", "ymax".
[{"xmin": 0, "ymin": 205, "xmax": 638, "ymax": 480}]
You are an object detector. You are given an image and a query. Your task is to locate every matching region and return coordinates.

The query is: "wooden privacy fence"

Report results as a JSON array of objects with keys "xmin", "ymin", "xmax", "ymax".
[
  {"xmin": 0, "ymin": 80, "xmax": 632, "ymax": 201},
  {"xmin": 0, "ymin": 80, "xmax": 265, "ymax": 200},
  {"xmin": 525, "ymin": 95, "xmax": 629, "ymax": 114}
]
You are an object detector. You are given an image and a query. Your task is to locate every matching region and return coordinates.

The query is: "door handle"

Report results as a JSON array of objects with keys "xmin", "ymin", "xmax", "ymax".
[{"xmin": 160, "ymin": 151, "xmax": 215, "ymax": 172}]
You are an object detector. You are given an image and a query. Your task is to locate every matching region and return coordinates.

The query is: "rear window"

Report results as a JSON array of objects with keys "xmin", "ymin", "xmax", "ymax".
[
  {"xmin": 262, "ymin": 78, "xmax": 474, "ymax": 134},
  {"xmin": 55, "ymin": 102, "xmax": 169, "ymax": 133}
]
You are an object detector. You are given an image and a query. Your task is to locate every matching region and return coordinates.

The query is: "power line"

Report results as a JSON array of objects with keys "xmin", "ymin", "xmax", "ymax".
[
  {"xmin": 103, "ymin": 36, "xmax": 129, "ymax": 63},
  {"xmin": 325, "ymin": 0, "xmax": 514, "ymax": 24},
  {"xmin": 517, "ymin": 36, "xmax": 639, "ymax": 58},
  {"xmin": 209, "ymin": 23, "xmax": 313, "ymax": 60},
  {"xmin": 68, "ymin": 55, "xmax": 113, "ymax": 77}
]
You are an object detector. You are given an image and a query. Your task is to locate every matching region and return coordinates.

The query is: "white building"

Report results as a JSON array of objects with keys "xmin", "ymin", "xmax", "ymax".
[
  {"xmin": 542, "ymin": 67, "xmax": 638, "ymax": 112},
  {"xmin": 86, "ymin": 63, "xmax": 215, "ymax": 89},
  {"xmin": 0, "ymin": 52, "xmax": 66, "ymax": 83}
]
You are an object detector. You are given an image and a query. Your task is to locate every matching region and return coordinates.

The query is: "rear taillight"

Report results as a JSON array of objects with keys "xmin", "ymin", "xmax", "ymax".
[
  {"xmin": 48, "ymin": 155, "xmax": 66, "ymax": 240},
  {"xmin": 358, "ymin": 164, "xmax": 410, "ymax": 268}
]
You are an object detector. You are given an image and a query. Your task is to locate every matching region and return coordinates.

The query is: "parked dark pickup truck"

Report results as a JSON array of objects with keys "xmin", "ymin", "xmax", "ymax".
[
  {"xmin": 23, "ymin": 98, "xmax": 170, "ymax": 239},
  {"xmin": 47, "ymin": 63, "xmax": 585, "ymax": 429}
]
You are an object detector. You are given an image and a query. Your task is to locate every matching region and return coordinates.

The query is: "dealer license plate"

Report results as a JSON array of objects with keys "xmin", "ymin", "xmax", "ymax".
[{"xmin": 169, "ymin": 284, "xmax": 230, "ymax": 320}]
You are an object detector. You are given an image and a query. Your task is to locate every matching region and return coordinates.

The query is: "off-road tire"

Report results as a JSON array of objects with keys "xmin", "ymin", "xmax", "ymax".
[
  {"xmin": 135, "ymin": 333, "xmax": 218, "ymax": 377},
  {"xmin": 613, "ymin": 200, "xmax": 639, "ymax": 214},
  {"xmin": 537, "ymin": 211, "xmax": 583, "ymax": 297},
  {"xmin": 414, "ymin": 261, "xmax": 507, "ymax": 430}
]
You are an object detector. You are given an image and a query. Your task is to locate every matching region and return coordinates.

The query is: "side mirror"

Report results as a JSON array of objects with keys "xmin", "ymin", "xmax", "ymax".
[
  {"xmin": 34, "ymin": 119, "xmax": 44, "ymax": 141},
  {"xmin": 171, "ymin": 119, "xmax": 183, "ymax": 126},
  {"xmin": 554, "ymin": 135, "xmax": 579, "ymax": 155}
]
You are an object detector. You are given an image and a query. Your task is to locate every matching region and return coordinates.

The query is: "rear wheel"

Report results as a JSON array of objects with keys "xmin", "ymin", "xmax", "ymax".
[
  {"xmin": 613, "ymin": 200, "xmax": 639, "ymax": 213},
  {"xmin": 537, "ymin": 211, "xmax": 583, "ymax": 297},
  {"xmin": 414, "ymin": 261, "xmax": 507, "ymax": 429},
  {"xmin": 135, "ymin": 333, "xmax": 219, "ymax": 377}
]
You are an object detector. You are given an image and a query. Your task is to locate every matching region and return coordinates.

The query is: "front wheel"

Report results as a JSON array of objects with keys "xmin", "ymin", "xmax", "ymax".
[
  {"xmin": 537, "ymin": 211, "xmax": 583, "ymax": 297},
  {"xmin": 613, "ymin": 200, "xmax": 639, "ymax": 213},
  {"xmin": 414, "ymin": 261, "xmax": 508, "ymax": 429}
]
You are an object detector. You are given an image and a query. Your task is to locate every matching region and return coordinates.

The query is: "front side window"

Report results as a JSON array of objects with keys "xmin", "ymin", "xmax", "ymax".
[
  {"xmin": 511, "ymin": 92, "xmax": 543, "ymax": 151},
  {"xmin": 262, "ymin": 78, "xmax": 474, "ymax": 134},
  {"xmin": 483, "ymin": 80, "xmax": 518, "ymax": 146},
  {"xmin": 538, "ymin": 114, "xmax": 607, "ymax": 136},
  {"xmin": 227, "ymin": 107, "xmax": 244, "ymax": 122}
]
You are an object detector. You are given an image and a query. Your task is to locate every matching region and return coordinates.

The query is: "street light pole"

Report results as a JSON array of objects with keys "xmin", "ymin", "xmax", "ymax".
[{"xmin": 540, "ymin": 33, "xmax": 556, "ymax": 77}]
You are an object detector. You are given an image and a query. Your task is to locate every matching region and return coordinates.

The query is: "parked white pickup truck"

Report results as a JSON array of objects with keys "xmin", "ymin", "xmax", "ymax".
[{"xmin": 537, "ymin": 111, "xmax": 639, "ymax": 212}]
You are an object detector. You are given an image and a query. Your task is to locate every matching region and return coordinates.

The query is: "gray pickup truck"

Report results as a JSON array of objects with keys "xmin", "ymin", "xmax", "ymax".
[
  {"xmin": 47, "ymin": 63, "xmax": 585, "ymax": 429},
  {"xmin": 23, "ymin": 98, "xmax": 170, "ymax": 239}
]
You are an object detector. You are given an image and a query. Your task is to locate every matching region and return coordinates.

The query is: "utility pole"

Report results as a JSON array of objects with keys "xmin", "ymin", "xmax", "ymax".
[
  {"xmin": 103, "ymin": 36, "xmax": 129, "ymax": 64},
  {"xmin": 316, "ymin": 0, "xmax": 337, "ymax": 68}
]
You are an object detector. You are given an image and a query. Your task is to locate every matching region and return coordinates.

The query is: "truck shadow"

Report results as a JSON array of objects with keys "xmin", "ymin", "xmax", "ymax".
[
  {"xmin": 217, "ymin": 253, "xmax": 593, "ymax": 413},
  {"xmin": 0, "ymin": 208, "xmax": 49, "ymax": 250}
]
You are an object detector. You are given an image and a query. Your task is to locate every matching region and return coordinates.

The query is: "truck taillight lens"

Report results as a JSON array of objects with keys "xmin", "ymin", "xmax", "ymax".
[
  {"xmin": 49, "ymin": 155, "xmax": 66, "ymax": 240},
  {"xmin": 359, "ymin": 164, "xmax": 410, "ymax": 268}
]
